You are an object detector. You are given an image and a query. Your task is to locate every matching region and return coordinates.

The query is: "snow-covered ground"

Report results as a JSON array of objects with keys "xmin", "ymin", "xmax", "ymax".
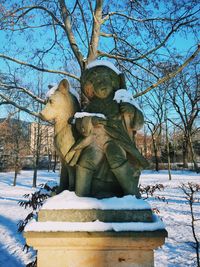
[{"xmin": 0, "ymin": 170, "xmax": 199, "ymax": 267}]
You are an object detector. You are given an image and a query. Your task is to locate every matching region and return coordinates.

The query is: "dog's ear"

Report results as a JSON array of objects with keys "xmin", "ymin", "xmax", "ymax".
[{"xmin": 58, "ymin": 79, "xmax": 70, "ymax": 94}]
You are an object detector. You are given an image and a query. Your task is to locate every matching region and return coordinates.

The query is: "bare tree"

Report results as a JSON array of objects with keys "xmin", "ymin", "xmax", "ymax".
[
  {"xmin": 0, "ymin": 1, "xmax": 199, "ymax": 178},
  {"xmin": 12, "ymin": 111, "xmax": 24, "ymax": 186},
  {"xmin": 30, "ymin": 74, "xmax": 49, "ymax": 187},
  {"xmin": 180, "ymin": 183, "xmax": 200, "ymax": 267},
  {"xmin": 168, "ymin": 61, "xmax": 200, "ymax": 171},
  {"xmin": 144, "ymin": 88, "xmax": 166, "ymax": 171},
  {"xmin": 0, "ymin": 112, "xmax": 29, "ymax": 181},
  {"xmin": 0, "ymin": 0, "xmax": 199, "ymax": 117}
]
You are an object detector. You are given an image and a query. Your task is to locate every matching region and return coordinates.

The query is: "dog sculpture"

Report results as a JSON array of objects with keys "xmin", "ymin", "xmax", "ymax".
[{"xmin": 39, "ymin": 79, "xmax": 80, "ymax": 192}]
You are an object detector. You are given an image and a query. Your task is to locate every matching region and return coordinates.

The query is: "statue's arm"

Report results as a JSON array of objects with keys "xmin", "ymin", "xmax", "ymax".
[{"xmin": 120, "ymin": 102, "xmax": 144, "ymax": 131}]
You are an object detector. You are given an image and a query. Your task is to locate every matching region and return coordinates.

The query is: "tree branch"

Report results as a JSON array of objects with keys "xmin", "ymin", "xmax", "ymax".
[
  {"xmin": 99, "ymin": 18, "xmax": 197, "ymax": 63},
  {"xmin": 0, "ymin": 93, "xmax": 40, "ymax": 118},
  {"xmin": 3, "ymin": 5, "xmax": 65, "ymax": 30},
  {"xmin": 0, "ymin": 53, "xmax": 80, "ymax": 80},
  {"xmin": 87, "ymin": 0, "xmax": 103, "ymax": 63},
  {"xmin": 98, "ymin": 50, "xmax": 159, "ymax": 78},
  {"xmin": 102, "ymin": 9, "xmax": 200, "ymax": 24},
  {"xmin": 168, "ymin": 117, "xmax": 184, "ymax": 131},
  {"xmin": 133, "ymin": 45, "xmax": 200, "ymax": 98},
  {"xmin": 132, "ymin": 19, "xmax": 197, "ymax": 62},
  {"xmin": 58, "ymin": 0, "xmax": 84, "ymax": 69},
  {"xmin": 0, "ymin": 101, "xmax": 10, "ymax": 106},
  {"xmin": 77, "ymin": 0, "xmax": 90, "ymax": 48},
  {"xmin": 0, "ymin": 83, "xmax": 45, "ymax": 104},
  {"xmin": 4, "ymin": 23, "xmax": 54, "ymax": 31}
]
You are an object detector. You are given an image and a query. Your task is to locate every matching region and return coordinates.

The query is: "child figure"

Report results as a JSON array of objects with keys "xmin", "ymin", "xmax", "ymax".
[{"xmin": 71, "ymin": 61, "xmax": 148, "ymax": 198}]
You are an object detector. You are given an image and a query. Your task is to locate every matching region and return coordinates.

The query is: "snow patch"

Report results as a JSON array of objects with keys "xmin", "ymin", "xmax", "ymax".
[
  {"xmin": 74, "ymin": 112, "xmax": 106, "ymax": 119},
  {"xmin": 1, "ymin": 170, "xmax": 200, "ymax": 266},
  {"xmin": 114, "ymin": 89, "xmax": 142, "ymax": 111},
  {"xmin": 86, "ymin": 60, "xmax": 122, "ymax": 75},
  {"xmin": 24, "ymin": 215, "xmax": 165, "ymax": 232},
  {"xmin": 41, "ymin": 190, "xmax": 151, "ymax": 210},
  {"xmin": 72, "ymin": 112, "xmax": 106, "ymax": 124},
  {"xmin": 46, "ymin": 85, "xmax": 58, "ymax": 98},
  {"xmin": 46, "ymin": 84, "xmax": 79, "ymax": 102}
]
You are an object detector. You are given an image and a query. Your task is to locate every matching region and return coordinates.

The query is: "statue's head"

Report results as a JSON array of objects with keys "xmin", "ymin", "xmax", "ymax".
[
  {"xmin": 81, "ymin": 61, "xmax": 126, "ymax": 99},
  {"xmin": 39, "ymin": 79, "xmax": 74, "ymax": 121}
]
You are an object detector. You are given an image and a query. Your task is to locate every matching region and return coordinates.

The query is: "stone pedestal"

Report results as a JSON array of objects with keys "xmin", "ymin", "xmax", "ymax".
[
  {"xmin": 25, "ymin": 230, "xmax": 167, "ymax": 267},
  {"xmin": 24, "ymin": 191, "xmax": 167, "ymax": 267}
]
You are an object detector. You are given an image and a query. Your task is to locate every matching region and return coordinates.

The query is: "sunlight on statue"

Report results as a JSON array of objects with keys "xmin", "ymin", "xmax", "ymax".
[
  {"xmin": 71, "ymin": 61, "xmax": 149, "ymax": 198},
  {"xmin": 40, "ymin": 61, "xmax": 149, "ymax": 198},
  {"xmin": 39, "ymin": 79, "xmax": 80, "ymax": 193}
]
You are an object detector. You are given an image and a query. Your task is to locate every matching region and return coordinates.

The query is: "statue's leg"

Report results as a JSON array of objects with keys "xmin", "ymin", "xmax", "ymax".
[
  {"xmin": 75, "ymin": 165, "xmax": 93, "ymax": 197},
  {"xmin": 57, "ymin": 160, "xmax": 69, "ymax": 193},
  {"xmin": 105, "ymin": 141, "xmax": 140, "ymax": 197},
  {"xmin": 68, "ymin": 165, "xmax": 75, "ymax": 191},
  {"xmin": 75, "ymin": 146, "xmax": 103, "ymax": 197},
  {"xmin": 111, "ymin": 161, "xmax": 141, "ymax": 197}
]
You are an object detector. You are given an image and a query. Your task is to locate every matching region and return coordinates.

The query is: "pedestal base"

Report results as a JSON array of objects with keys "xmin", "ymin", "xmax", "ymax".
[
  {"xmin": 24, "ymin": 230, "xmax": 167, "ymax": 267},
  {"xmin": 24, "ymin": 191, "xmax": 167, "ymax": 267}
]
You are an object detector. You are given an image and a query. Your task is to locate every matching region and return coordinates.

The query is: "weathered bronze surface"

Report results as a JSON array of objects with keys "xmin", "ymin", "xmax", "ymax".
[
  {"xmin": 70, "ymin": 64, "xmax": 149, "ymax": 198},
  {"xmin": 40, "ymin": 63, "xmax": 149, "ymax": 198}
]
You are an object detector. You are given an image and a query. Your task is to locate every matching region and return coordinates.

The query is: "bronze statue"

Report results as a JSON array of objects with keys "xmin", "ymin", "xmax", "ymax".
[
  {"xmin": 40, "ymin": 61, "xmax": 148, "ymax": 198},
  {"xmin": 39, "ymin": 79, "xmax": 80, "ymax": 193},
  {"xmin": 69, "ymin": 62, "xmax": 149, "ymax": 198}
]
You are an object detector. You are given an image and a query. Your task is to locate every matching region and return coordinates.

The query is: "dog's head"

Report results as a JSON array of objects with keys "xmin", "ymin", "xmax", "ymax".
[{"xmin": 39, "ymin": 79, "xmax": 72, "ymax": 121}]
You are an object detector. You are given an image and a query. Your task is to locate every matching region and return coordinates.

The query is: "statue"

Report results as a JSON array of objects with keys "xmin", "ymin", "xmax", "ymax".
[
  {"xmin": 39, "ymin": 79, "xmax": 80, "ymax": 193},
  {"xmin": 40, "ymin": 61, "xmax": 148, "ymax": 198},
  {"xmin": 69, "ymin": 61, "xmax": 149, "ymax": 198},
  {"xmin": 34, "ymin": 65, "xmax": 167, "ymax": 267}
]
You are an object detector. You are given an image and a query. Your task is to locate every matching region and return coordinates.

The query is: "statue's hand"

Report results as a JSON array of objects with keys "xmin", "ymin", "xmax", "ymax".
[
  {"xmin": 92, "ymin": 116, "xmax": 107, "ymax": 126},
  {"xmin": 120, "ymin": 102, "xmax": 136, "ymax": 115}
]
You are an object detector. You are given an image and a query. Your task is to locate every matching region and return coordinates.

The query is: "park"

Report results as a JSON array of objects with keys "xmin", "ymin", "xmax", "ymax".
[{"xmin": 0, "ymin": 1, "xmax": 199, "ymax": 267}]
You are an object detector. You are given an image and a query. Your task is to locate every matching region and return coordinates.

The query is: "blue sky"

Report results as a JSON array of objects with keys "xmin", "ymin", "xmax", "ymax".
[{"xmin": 0, "ymin": 1, "xmax": 199, "ymax": 121}]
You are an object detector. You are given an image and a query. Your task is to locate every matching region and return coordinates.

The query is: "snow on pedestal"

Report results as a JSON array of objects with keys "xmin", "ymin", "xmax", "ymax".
[
  {"xmin": 25, "ymin": 214, "xmax": 165, "ymax": 233},
  {"xmin": 24, "ymin": 191, "xmax": 168, "ymax": 267},
  {"xmin": 41, "ymin": 190, "xmax": 151, "ymax": 210},
  {"xmin": 24, "ymin": 190, "xmax": 165, "ymax": 232},
  {"xmin": 37, "ymin": 190, "xmax": 155, "ymax": 223}
]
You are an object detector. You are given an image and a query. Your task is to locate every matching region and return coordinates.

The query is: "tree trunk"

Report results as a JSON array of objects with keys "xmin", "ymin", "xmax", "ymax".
[
  {"xmin": 32, "ymin": 120, "xmax": 41, "ymax": 187},
  {"xmin": 32, "ymin": 155, "xmax": 39, "ymax": 188},
  {"xmin": 188, "ymin": 134, "xmax": 199, "ymax": 173},
  {"xmin": 143, "ymin": 126, "xmax": 148, "ymax": 159},
  {"xmin": 48, "ymin": 151, "xmax": 52, "ymax": 172},
  {"xmin": 13, "ymin": 163, "xmax": 18, "ymax": 186},
  {"xmin": 182, "ymin": 138, "xmax": 189, "ymax": 168},
  {"xmin": 32, "ymin": 170, "xmax": 37, "ymax": 188},
  {"xmin": 152, "ymin": 136, "xmax": 159, "ymax": 171},
  {"xmin": 165, "ymin": 120, "xmax": 172, "ymax": 180},
  {"xmin": 53, "ymin": 151, "xmax": 57, "ymax": 173}
]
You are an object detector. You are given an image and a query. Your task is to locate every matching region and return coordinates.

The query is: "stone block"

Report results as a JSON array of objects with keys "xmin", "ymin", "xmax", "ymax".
[
  {"xmin": 24, "ymin": 192, "xmax": 168, "ymax": 267},
  {"xmin": 24, "ymin": 230, "xmax": 167, "ymax": 267},
  {"xmin": 38, "ymin": 209, "xmax": 153, "ymax": 222}
]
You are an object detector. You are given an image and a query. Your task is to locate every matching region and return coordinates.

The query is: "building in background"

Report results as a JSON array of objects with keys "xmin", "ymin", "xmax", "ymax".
[
  {"xmin": 30, "ymin": 122, "xmax": 54, "ymax": 156},
  {"xmin": 0, "ymin": 118, "xmax": 55, "ymax": 171}
]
